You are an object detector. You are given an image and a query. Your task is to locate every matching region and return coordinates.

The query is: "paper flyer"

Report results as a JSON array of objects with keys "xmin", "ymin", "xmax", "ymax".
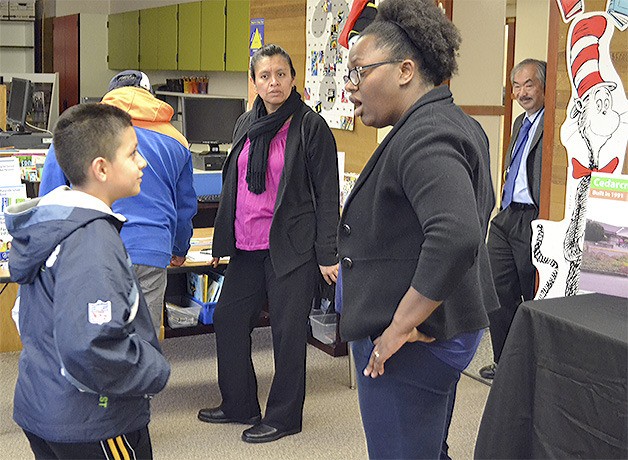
[
  {"xmin": 579, "ymin": 172, "xmax": 628, "ymax": 298},
  {"xmin": 0, "ymin": 184, "xmax": 28, "ymax": 265}
]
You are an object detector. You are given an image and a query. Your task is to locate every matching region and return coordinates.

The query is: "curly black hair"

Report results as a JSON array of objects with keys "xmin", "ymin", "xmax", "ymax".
[{"xmin": 360, "ymin": 0, "xmax": 461, "ymax": 86}]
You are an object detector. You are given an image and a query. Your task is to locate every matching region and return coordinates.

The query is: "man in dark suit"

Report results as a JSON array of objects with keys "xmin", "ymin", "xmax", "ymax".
[{"xmin": 480, "ymin": 59, "xmax": 546, "ymax": 380}]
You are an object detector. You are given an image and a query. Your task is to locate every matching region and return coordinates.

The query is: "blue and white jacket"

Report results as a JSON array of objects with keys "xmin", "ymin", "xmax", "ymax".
[
  {"xmin": 5, "ymin": 187, "xmax": 171, "ymax": 442},
  {"xmin": 39, "ymin": 86, "xmax": 198, "ymax": 268}
]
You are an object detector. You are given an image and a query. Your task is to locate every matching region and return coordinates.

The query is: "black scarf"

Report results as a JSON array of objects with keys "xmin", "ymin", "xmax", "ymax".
[{"xmin": 246, "ymin": 87, "xmax": 302, "ymax": 194}]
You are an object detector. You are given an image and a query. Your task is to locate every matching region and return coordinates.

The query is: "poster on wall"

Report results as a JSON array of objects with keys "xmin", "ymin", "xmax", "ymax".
[
  {"xmin": 305, "ymin": 0, "xmax": 355, "ymax": 131},
  {"xmin": 531, "ymin": 1, "xmax": 627, "ymax": 299},
  {"xmin": 250, "ymin": 18, "xmax": 264, "ymax": 57},
  {"xmin": 580, "ymin": 173, "xmax": 628, "ymax": 298}
]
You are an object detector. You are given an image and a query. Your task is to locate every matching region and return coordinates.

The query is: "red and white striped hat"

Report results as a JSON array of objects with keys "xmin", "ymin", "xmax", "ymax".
[
  {"xmin": 556, "ymin": 0, "xmax": 583, "ymax": 23},
  {"xmin": 569, "ymin": 15, "xmax": 616, "ymax": 99}
]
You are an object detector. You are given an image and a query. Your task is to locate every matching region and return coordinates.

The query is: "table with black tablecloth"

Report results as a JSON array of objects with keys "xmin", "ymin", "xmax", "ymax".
[{"xmin": 475, "ymin": 293, "xmax": 628, "ymax": 459}]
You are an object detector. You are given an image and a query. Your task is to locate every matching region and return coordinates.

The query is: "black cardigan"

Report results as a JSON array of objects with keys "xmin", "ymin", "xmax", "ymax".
[
  {"xmin": 212, "ymin": 102, "xmax": 339, "ymax": 278},
  {"xmin": 338, "ymin": 86, "xmax": 500, "ymax": 342}
]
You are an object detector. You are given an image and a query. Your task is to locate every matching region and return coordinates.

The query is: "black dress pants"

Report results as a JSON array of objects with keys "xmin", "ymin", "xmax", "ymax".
[
  {"xmin": 213, "ymin": 249, "xmax": 318, "ymax": 431},
  {"xmin": 487, "ymin": 205, "xmax": 538, "ymax": 363}
]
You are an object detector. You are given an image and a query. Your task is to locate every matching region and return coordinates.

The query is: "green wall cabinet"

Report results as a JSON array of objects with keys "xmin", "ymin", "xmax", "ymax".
[
  {"xmin": 200, "ymin": 0, "xmax": 226, "ymax": 71},
  {"xmin": 139, "ymin": 5, "xmax": 178, "ymax": 70},
  {"xmin": 178, "ymin": 2, "xmax": 201, "ymax": 71},
  {"xmin": 225, "ymin": 0, "xmax": 250, "ymax": 72},
  {"xmin": 107, "ymin": 11, "xmax": 139, "ymax": 70},
  {"xmin": 107, "ymin": 1, "xmax": 249, "ymax": 72}
]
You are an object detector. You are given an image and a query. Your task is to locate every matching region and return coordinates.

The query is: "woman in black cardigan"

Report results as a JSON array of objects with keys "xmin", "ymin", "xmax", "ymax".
[
  {"xmin": 197, "ymin": 44, "xmax": 339, "ymax": 444},
  {"xmin": 338, "ymin": 0, "xmax": 499, "ymax": 458}
]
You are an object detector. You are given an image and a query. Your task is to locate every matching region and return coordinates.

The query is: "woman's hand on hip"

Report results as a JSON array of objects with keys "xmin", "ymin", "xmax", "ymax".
[
  {"xmin": 364, "ymin": 285, "xmax": 440, "ymax": 379},
  {"xmin": 319, "ymin": 263, "xmax": 339, "ymax": 285},
  {"xmin": 365, "ymin": 326, "xmax": 435, "ymax": 378}
]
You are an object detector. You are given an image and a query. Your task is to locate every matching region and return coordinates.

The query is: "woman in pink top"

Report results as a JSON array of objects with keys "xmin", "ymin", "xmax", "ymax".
[{"xmin": 198, "ymin": 44, "xmax": 340, "ymax": 444}]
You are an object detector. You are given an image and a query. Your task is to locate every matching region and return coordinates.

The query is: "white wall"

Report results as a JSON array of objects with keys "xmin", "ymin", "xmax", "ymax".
[
  {"xmin": 511, "ymin": 0, "xmax": 550, "ymax": 120},
  {"xmin": 79, "ymin": 14, "xmax": 116, "ymax": 99},
  {"xmin": 450, "ymin": 0, "xmax": 507, "ymax": 200},
  {"xmin": 450, "ymin": 0, "xmax": 506, "ymax": 107},
  {"xmin": 55, "ymin": 0, "xmax": 109, "ymax": 16}
]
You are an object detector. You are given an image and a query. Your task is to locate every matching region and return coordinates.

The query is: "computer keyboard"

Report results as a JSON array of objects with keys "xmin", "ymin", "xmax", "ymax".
[{"xmin": 197, "ymin": 194, "xmax": 221, "ymax": 203}]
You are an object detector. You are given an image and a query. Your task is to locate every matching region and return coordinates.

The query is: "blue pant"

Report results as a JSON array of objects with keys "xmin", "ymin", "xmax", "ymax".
[{"xmin": 351, "ymin": 337, "xmax": 461, "ymax": 459}]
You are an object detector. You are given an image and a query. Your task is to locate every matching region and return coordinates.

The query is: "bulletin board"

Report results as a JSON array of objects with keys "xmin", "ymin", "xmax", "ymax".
[{"xmin": 305, "ymin": 0, "xmax": 355, "ymax": 130}]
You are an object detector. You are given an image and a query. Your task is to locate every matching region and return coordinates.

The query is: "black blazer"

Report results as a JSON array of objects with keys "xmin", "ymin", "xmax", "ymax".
[
  {"xmin": 503, "ymin": 111, "xmax": 544, "ymax": 209},
  {"xmin": 212, "ymin": 102, "xmax": 339, "ymax": 278},
  {"xmin": 338, "ymin": 86, "xmax": 499, "ymax": 342}
]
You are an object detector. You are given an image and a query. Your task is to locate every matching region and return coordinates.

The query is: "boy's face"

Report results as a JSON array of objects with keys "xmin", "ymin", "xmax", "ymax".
[{"xmin": 107, "ymin": 126, "xmax": 146, "ymax": 202}]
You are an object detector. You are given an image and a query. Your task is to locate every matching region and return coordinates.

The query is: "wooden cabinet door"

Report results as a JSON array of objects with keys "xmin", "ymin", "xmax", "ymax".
[
  {"xmin": 225, "ymin": 0, "xmax": 249, "ymax": 72},
  {"xmin": 107, "ymin": 11, "xmax": 139, "ymax": 70},
  {"xmin": 139, "ymin": 5, "xmax": 178, "ymax": 70},
  {"xmin": 200, "ymin": 0, "xmax": 226, "ymax": 71},
  {"xmin": 53, "ymin": 14, "xmax": 79, "ymax": 113},
  {"xmin": 178, "ymin": 1, "xmax": 202, "ymax": 71}
]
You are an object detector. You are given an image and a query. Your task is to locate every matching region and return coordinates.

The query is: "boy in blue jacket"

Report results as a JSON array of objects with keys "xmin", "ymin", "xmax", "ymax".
[{"xmin": 4, "ymin": 104, "xmax": 171, "ymax": 459}]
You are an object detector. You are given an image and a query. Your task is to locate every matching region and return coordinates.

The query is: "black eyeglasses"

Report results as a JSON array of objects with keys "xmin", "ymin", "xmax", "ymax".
[{"xmin": 343, "ymin": 60, "xmax": 403, "ymax": 87}]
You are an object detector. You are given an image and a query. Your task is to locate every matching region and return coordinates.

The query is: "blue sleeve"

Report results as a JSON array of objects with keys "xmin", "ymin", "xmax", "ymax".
[
  {"xmin": 172, "ymin": 150, "xmax": 197, "ymax": 256},
  {"xmin": 39, "ymin": 145, "xmax": 70, "ymax": 196},
  {"xmin": 53, "ymin": 223, "xmax": 170, "ymax": 396}
]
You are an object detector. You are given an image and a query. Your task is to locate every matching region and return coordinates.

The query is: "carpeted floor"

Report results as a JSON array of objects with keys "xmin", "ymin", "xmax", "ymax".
[{"xmin": 0, "ymin": 328, "xmax": 493, "ymax": 459}]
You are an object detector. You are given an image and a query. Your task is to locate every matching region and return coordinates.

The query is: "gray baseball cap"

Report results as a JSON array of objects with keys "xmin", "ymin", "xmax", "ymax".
[{"xmin": 108, "ymin": 70, "xmax": 153, "ymax": 94}]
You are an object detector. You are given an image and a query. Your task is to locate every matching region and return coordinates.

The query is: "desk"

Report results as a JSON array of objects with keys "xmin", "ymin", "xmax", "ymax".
[
  {"xmin": 0, "ymin": 228, "xmax": 220, "ymax": 350},
  {"xmin": 0, "ymin": 265, "xmax": 20, "ymax": 352},
  {"xmin": 1, "ymin": 227, "xmax": 347, "ymax": 357},
  {"xmin": 475, "ymin": 293, "xmax": 628, "ymax": 459}
]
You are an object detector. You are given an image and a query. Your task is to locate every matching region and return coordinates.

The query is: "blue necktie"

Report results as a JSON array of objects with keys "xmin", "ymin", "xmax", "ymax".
[{"xmin": 502, "ymin": 117, "xmax": 532, "ymax": 209}]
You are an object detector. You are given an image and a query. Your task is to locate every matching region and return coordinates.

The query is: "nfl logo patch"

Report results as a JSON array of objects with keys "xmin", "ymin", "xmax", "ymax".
[{"xmin": 88, "ymin": 300, "xmax": 112, "ymax": 325}]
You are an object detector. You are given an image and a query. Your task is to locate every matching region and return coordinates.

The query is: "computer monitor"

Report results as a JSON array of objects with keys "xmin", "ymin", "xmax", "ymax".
[
  {"xmin": 182, "ymin": 97, "xmax": 246, "ymax": 145},
  {"xmin": 6, "ymin": 78, "xmax": 32, "ymax": 132},
  {"xmin": 2, "ymin": 73, "xmax": 59, "ymax": 133}
]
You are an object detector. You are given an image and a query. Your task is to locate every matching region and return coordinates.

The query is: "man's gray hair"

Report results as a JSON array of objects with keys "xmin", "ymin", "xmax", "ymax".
[{"xmin": 511, "ymin": 59, "xmax": 547, "ymax": 89}]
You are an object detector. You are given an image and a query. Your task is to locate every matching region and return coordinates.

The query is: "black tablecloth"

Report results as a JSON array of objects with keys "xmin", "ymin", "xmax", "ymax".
[{"xmin": 475, "ymin": 293, "xmax": 628, "ymax": 459}]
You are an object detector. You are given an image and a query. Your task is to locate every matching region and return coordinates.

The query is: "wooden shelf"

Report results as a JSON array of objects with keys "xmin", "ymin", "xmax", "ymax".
[
  {"xmin": 164, "ymin": 211, "xmax": 347, "ymax": 357},
  {"xmin": 155, "ymin": 90, "xmax": 219, "ymax": 98}
]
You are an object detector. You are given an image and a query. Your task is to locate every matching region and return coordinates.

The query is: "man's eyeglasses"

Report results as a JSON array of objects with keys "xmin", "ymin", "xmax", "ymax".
[{"xmin": 343, "ymin": 60, "xmax": 403, "ymax": 87}]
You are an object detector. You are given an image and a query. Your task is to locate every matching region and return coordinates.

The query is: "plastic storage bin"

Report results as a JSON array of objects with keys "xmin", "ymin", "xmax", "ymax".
[
  {"xmin": 310, "ymin": 313, "xmax": 337, "ymax": 344},
  {"xmin": 165, "ymin": 299, "xmax": 201, "ymax": 329},
  {"xmin": 165, "ymin": 295, "xmax": 216, "ymax": 327}
]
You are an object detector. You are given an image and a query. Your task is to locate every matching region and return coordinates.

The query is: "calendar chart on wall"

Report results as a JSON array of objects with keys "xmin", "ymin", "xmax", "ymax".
[{"xmin": 305, "ymin": 0, "xmax": 355, "ymax": 131}]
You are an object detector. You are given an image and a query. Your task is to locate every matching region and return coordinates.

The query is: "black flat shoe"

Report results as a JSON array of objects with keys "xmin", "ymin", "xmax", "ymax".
[
  {"xmin": 241, "ymin": 423, "xmax": 301, "ymax": 443},
  {"xmin": 479, "ymin": 363, "xmax": 497, "ymax": 380},
  {"xmin": 197, "ymin": 407, "xmax": 261, "ymax": 425}
]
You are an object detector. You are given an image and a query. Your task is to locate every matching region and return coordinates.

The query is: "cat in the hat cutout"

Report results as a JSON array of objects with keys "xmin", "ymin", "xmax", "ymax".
[{"xmin": 532, "ymin": 3, "xmax": 627, "ymax": 299}]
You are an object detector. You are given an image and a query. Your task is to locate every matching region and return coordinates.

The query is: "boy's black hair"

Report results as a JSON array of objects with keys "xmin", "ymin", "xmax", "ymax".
[
  {"xmin": 249, "ymin": 44, "xmax": 296, "ymax": 81},
  {"xmin": 53, "ymin": 103, "xmax": 133, "ymax": 187}
]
